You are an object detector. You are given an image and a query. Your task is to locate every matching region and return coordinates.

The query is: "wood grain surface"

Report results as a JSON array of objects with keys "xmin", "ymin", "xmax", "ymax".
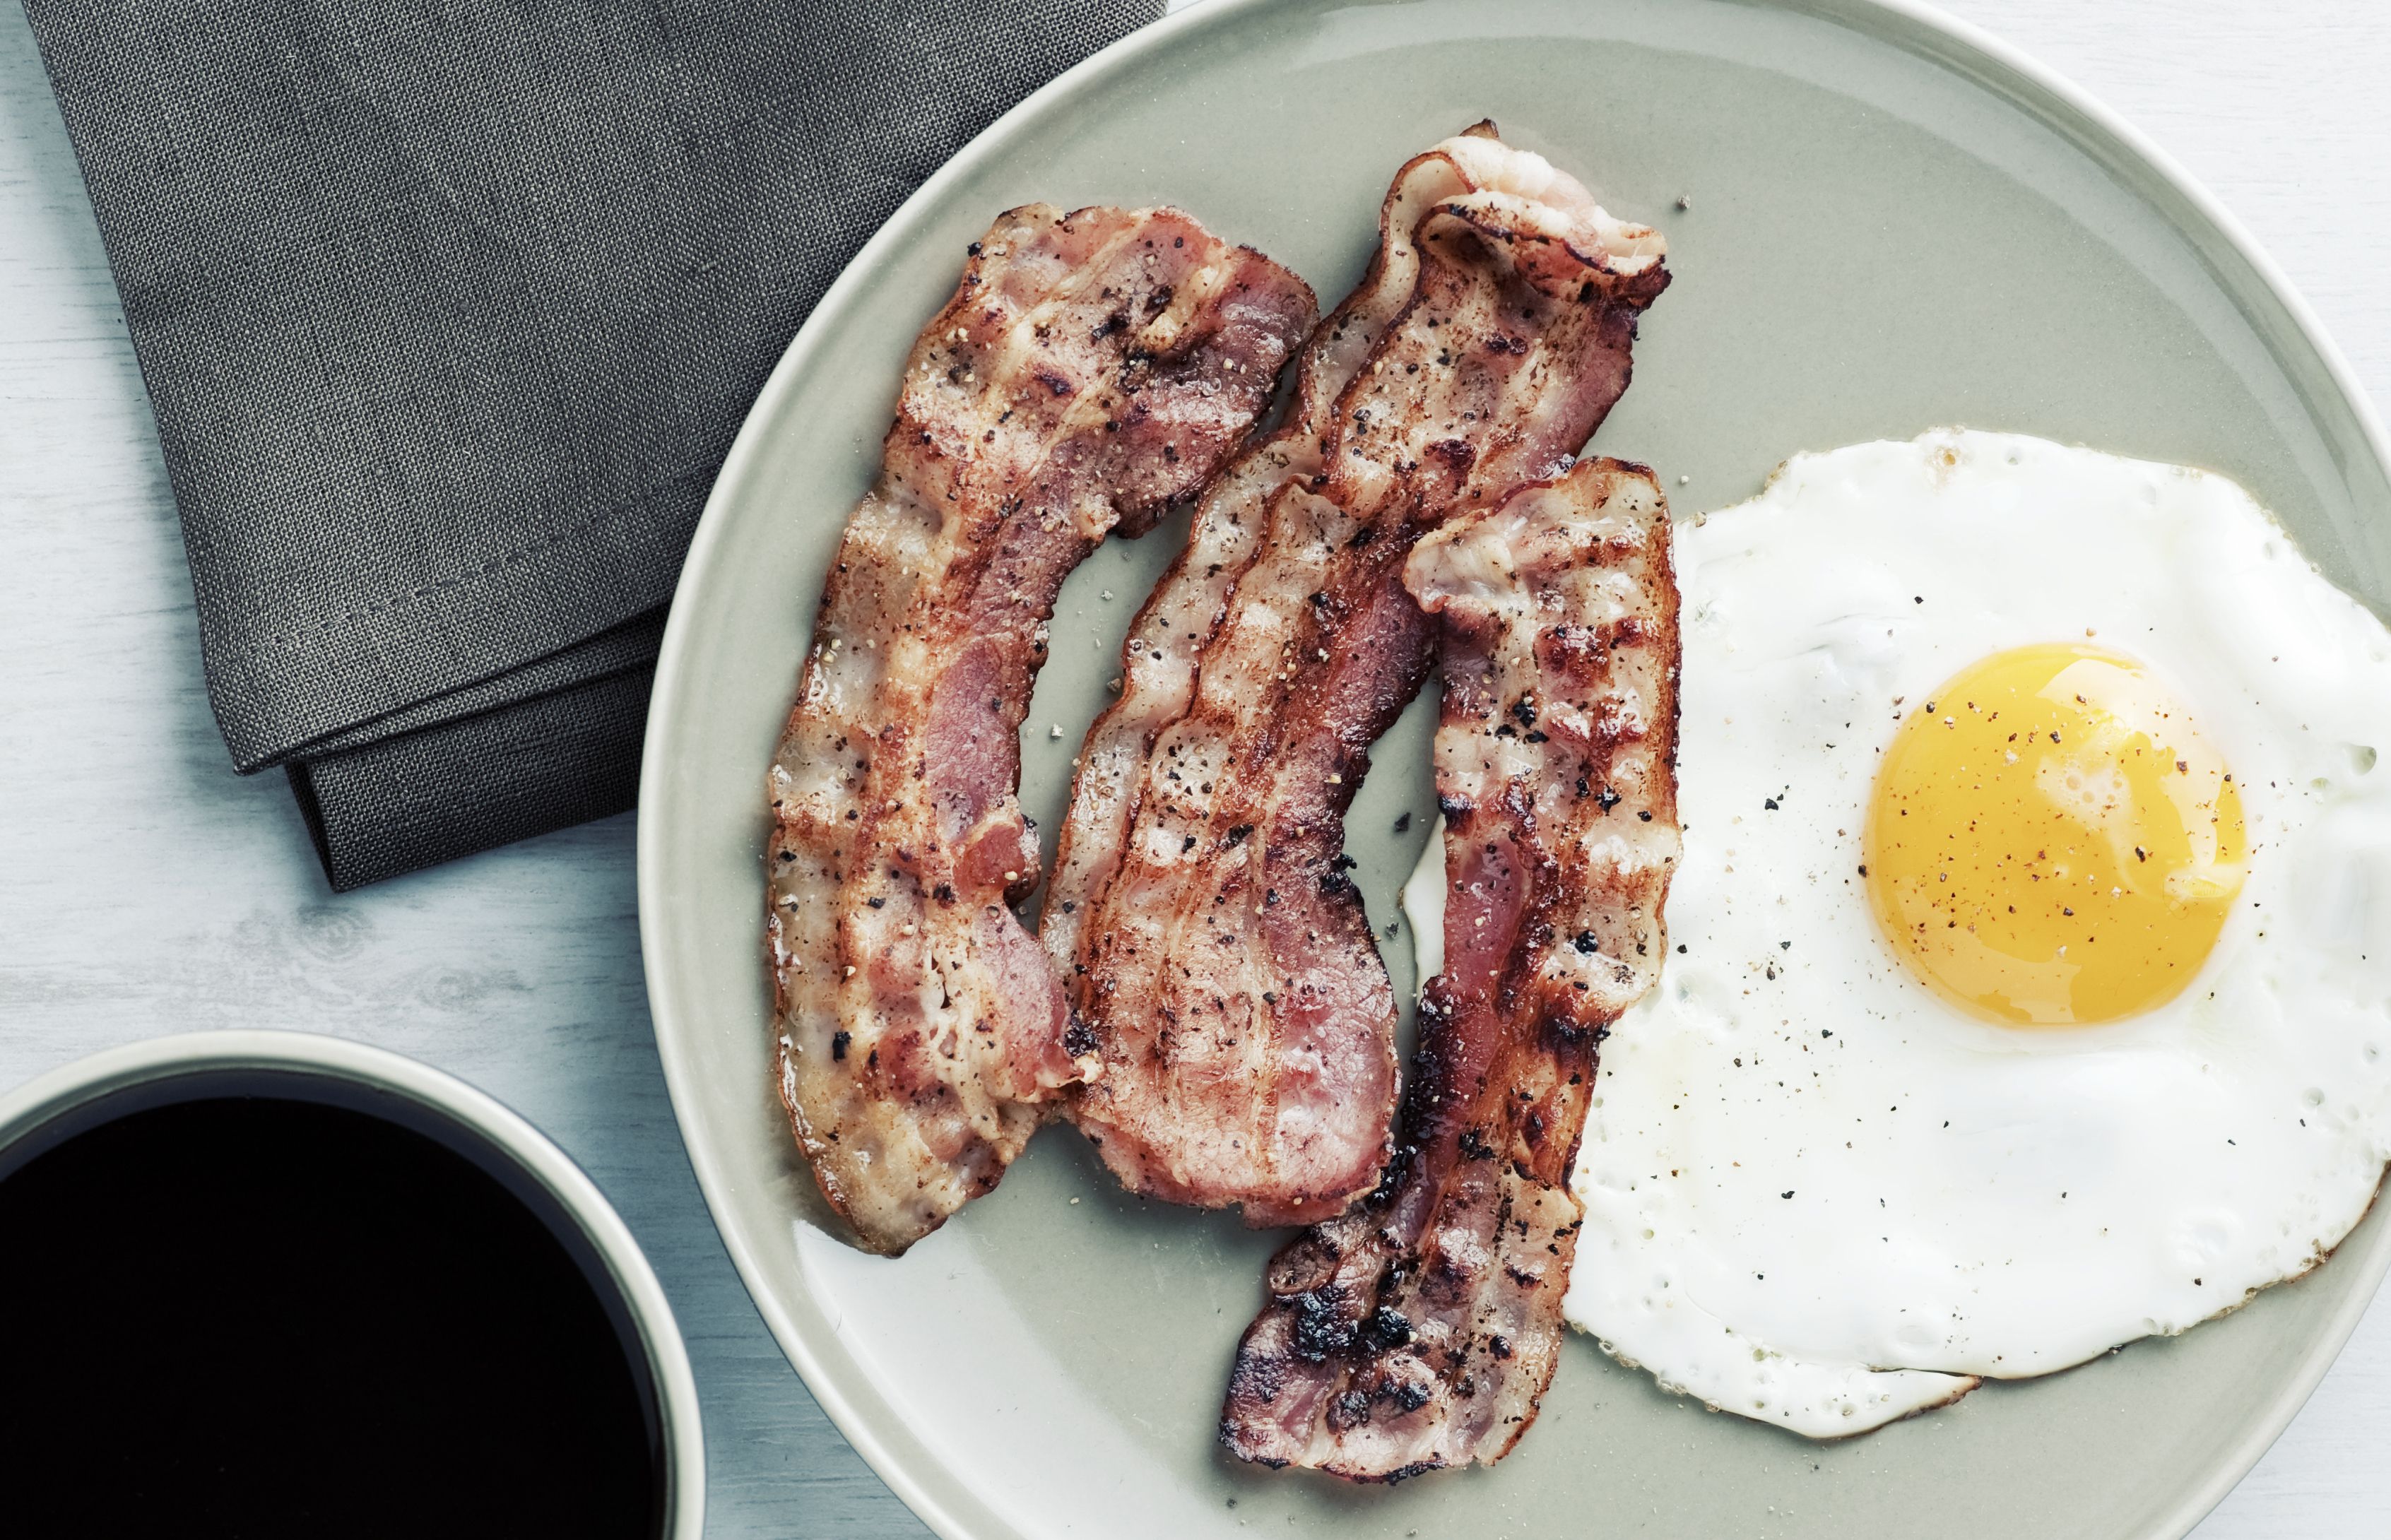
[{"xmin": 2, "ymin": 1, "xmax": 2383, "ymax": 1534}]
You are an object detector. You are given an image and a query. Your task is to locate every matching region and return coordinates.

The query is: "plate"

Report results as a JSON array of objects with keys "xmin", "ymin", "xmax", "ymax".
[{"xmin": 637, "ymin": 2, "xmax": 2391, "ymax": 1536}]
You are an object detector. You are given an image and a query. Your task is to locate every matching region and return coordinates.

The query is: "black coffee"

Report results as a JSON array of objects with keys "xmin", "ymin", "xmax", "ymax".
[{"xmin": 0, "ymin": 1085, "xmax": 663, "ymax": 1538}]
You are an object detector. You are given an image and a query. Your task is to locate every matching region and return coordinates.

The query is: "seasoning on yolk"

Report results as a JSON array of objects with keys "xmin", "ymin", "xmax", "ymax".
[{"xmin": 1863, "ymin": 644, "xmax": 2246, "ymax": 1026}]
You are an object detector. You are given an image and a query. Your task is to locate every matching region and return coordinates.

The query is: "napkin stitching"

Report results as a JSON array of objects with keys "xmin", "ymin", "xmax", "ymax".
[{"xmin": 241, "ymin": 457, "xmax": 711, "ymax": 654}]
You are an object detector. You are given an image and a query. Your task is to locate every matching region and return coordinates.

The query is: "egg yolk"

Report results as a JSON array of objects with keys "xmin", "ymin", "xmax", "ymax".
[{"xmin": 1863, "ymin": 644, "xmax": 2246, "ymax": 1026}]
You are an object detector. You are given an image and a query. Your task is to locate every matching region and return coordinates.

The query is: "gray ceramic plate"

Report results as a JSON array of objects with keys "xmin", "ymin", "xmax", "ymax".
[{"xmin": 638, "ymin": 2, "xmax": 2391, "ymax": 1536}]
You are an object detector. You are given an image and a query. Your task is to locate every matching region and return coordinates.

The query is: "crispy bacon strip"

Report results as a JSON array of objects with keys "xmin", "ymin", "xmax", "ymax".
[
  {"xmin": 767, "ymin": 205, "xmax": 1315, "ymax": 1255},
  {"xmin": 1220, "ymin": 459, "xmax": 1680, "ymax": 1480},
  {"xmin": 1044, "ymin": 125, "xmax": 1668, "ymax": 1226}
]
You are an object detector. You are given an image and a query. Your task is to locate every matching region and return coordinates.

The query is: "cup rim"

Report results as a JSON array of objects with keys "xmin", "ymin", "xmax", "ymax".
[{"xmin": 0, "ymin": 1028, "xmax": 707, "ymax": 1539}]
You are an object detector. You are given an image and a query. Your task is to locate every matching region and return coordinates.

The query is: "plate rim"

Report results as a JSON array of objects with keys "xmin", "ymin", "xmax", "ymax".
[{"xmin": 636, "ymin": 3, "xmax": 2391, "ymax": 1536}]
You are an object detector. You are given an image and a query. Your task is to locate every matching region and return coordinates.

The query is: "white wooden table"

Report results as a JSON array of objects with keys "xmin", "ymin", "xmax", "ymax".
[{"xmin": 3, "ymin": 2, "xmax": 2384, "ymax": 1534}]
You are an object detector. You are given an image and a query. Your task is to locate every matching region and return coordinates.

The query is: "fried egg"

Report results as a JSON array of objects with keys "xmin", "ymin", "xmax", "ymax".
[{"xmin": 1556, "ymin": 429, "xmax": 2391, "ymax": 1435}]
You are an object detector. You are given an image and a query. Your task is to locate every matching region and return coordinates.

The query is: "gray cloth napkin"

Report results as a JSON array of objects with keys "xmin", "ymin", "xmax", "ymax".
[{"xmin": 23, "ymin": 0, "xmax": 1159, "ymax": 889}]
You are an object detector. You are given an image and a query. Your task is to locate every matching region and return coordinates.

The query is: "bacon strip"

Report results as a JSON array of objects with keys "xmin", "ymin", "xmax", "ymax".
[
  {"xmin": 767, "ymin": 206, "xmax": 1315, "ymax": 1255},
  {"xmin": 1220, "ymin": 459, "xmax": 1680, "ymax": 1480},
  {"xmin": 1044, "ymin": 125, "xmax": 1668, "ymax": 1226}
]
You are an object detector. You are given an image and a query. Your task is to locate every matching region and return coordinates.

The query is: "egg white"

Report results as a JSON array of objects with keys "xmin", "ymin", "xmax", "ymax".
[{"xmin": 1542, "ymin": 430, "xmax": 2391, "ymax": 1436}]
